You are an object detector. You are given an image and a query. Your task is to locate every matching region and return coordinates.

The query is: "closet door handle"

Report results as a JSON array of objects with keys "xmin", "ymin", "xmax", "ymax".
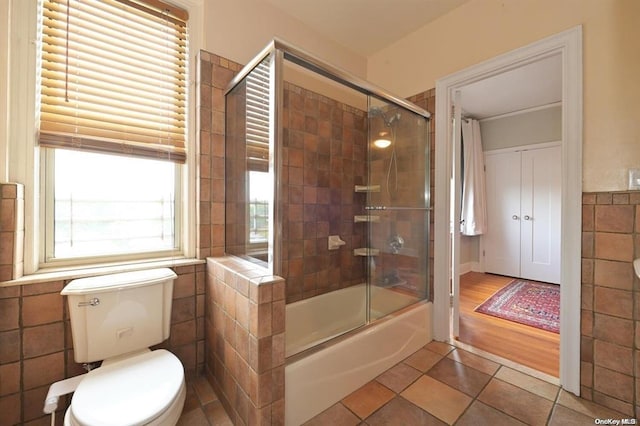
[
  {"xmin": 512, "ymin": 215, "xmax": 519, "ymax": 220},
  {"xmin": 524, "ymin": 215, "xmax": 531, "ymax": 221}
]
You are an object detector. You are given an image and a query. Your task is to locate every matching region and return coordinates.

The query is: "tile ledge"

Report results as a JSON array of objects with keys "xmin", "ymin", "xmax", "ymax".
[{"xmin": 0, "ymin": 257, "xmax": 205, "ymax": 287}]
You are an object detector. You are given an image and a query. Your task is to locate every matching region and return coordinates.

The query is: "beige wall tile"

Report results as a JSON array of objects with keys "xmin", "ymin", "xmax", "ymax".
[
  {"xmin": 593, "ymin": 313, "xmax": 634, "ymax": 347},
  {"xmin": 170, "ymin": 319, "xmax": 196, "ymax": 347},
  {"xmin": 22, "ymin": 322, "xmax": 64, "ymax": 359},
  {"xmin": 0, "ymin": 184, "xmax": 17, "ymax": 199},
  {"xmin": 595, "ymin": 205, "xmax": 634, "ymax": 233},
  {"xmin": 581, "ymin": 361, "xmax": 593, "ymax": 388},
  {"xmin": 581, "ymin": 259, "xmax": 594, "ymax": 285},
  {"xmin": 0, "ymin": 362, "xmax": 20, "ymax": 396},
  {"xmin": 594, "ymin": 232, "xmax": 634, "ymax": 262},
  {"xmin": 0, "ymin": 199, "xmax": 15, "ymax": 232},
  {"xmin": 0, "ymin": 232, "xmax": 13, "ymax": 265},
  {"xmin": 22, "ymin": 293, "xmax": 63, "ymax": 327},
  {"xmin": 593, "ymin": 259, "xmax": 634, "ymax": 290},
  {"xmin": 0, "ymin": 393, "xmax": 21, "ymax": 426},
  {"xmin": 0, "ymin": 298, "xmax": 19, "ymax": 331},
  {"xmin": 171, "ymin": 297, "xmax": 196, "ymax": 323},
  {"xmin": 0, "ymin": 329, "xmax": 20, "ymax": 363},
  {"xmin": 594, "ymin": 287, "xmax": 633, "ymax": 319},
  {"xmin": 593, "ymin": 366, "xmax": 634, "ymax": 402},
  {"xmin": 594, "ymin": 340, "xmax": 633, "ymax": 375},
  {"xmin": 592, "ymin": 391, "xmax": 634, "ymax": 417},
  {"xmin": 23, "ymin": 385, "xmax": 49, "ymax": 422},
  {"xmin": 23, "ymin": 351, "xmax": 64, "ymax": 391},
  {"xmin": 22, "ymin": 281, "xmax": 64, "ymax": 296}
]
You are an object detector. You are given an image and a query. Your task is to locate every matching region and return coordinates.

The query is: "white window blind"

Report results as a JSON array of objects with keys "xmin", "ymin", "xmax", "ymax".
[
  {"xmin": 245, "ymin": 59, "xmax": 270, "ymax": 172},
  {"xmin": 39, "ymin": 0, "xmax": 188, "ymax": 163}
]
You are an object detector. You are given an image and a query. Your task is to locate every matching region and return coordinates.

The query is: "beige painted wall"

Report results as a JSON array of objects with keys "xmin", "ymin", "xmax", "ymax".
[
  {"xmin": 202, "ymin": 0, "xmax": 367, "ymax": 78},
  {"xmin": 367, "ymin": 0, "xmax": 640, "ymax": 192},
  {"xmin": 480, "ymin": 106, "xmax": 562, "ymax": 151},
  {"xmin": 0, "ymin": 0, "xmax": 9, "ymax": 182}
]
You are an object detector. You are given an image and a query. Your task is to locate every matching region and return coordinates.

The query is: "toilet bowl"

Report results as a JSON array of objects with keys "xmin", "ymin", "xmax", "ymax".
[
  {"xmin": 63, "ymin": 350, "xmax": 185, "ymax": 426},
  {"xmin": 60, "ymin": 269, "xmax": 185, "ymax": 426}
]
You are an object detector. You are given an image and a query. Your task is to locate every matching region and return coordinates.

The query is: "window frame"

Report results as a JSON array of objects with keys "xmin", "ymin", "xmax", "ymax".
[{"xmin": 5, "ymin": 0, "xmax": 203, "ymax": 275}]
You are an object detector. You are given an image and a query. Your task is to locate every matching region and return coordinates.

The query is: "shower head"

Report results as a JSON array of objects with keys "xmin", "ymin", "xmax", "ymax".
[
  {"xmin": 369, "ymin": 106, "xmax": 401, "ymax": 127},
  {"xmin": 385, "ymin": 113, "xmax": 400, "ymax": 127}
]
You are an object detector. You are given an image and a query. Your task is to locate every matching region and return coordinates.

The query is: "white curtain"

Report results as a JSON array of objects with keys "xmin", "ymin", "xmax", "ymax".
[{"xmin": 460, "ymin": 119, "xmax": 487, "ymax": 236}]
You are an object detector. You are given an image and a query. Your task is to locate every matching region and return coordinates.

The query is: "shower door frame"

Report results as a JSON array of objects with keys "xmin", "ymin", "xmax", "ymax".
[{"xmin": 225, "ymin": 37, "xmax": 431, "ymax": 278}]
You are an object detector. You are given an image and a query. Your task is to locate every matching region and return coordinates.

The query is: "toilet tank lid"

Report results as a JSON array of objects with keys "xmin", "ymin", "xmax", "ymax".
[{"xmin": 61, "ymin": 268, "xmax": 177, "ymax": 295}]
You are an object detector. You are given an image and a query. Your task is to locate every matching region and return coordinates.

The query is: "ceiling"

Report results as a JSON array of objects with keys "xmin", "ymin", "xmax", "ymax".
[
  {"xmin": 261, "ymin": 0, "xmax": 561, "ymax": 118},
  {"xmin": 460, "ymin": 54, "xmax": 563, "ymax": 119},
  {"xmin": 262, "ymin": 0, "xmax": 471, "ymax": 56}
]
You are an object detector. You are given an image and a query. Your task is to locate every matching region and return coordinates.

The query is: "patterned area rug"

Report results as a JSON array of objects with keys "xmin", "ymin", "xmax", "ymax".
[{"xmin": 475, "ymin": 279, "xmax": 560, "ymax": 333}]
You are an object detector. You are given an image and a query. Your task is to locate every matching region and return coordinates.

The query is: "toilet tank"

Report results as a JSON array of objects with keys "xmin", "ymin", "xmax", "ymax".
[{"xmin": 61, "ymin": 268, "xmax": 177, "ymax": 363}]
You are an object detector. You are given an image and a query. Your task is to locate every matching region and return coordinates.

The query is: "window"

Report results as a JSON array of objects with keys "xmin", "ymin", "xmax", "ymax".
[
  {"xmin": 245, "ymin": 59, "xmax": 270, "ymax": 246},
  {"xmin": 44, "ymin": 149, "xmax": 180, "ymax": 260},
  {"xmin": 38, "ymin": 0, "xmax": 188, "ymax": 265}
]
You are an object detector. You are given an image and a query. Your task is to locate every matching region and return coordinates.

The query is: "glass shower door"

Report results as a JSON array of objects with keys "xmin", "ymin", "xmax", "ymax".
[{"xmin": 366, "ymin": 98, "xmax": 430, "ymax": 321}]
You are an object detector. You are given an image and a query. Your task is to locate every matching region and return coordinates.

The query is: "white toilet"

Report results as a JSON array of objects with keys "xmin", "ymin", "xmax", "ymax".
[{"xmin": 60, "ymin": 268, "xmax": 186, "ymax": 426}]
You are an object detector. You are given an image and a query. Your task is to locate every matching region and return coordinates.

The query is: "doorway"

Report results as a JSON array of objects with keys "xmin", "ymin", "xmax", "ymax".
[{"xmin": 433, "ymin": 27, "xmax": 583, "ymax": 394}]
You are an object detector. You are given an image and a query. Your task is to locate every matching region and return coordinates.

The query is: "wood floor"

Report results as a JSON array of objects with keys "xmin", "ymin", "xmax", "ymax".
[{"xmin": 457, "ymin": 271, "xmax": 560, "ymax": 377}]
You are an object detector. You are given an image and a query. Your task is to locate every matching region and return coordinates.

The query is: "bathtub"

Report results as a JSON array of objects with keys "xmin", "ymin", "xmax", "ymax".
[{"xmin": 285, "ymin": 284, "xmax": 431, "ymax": 425}]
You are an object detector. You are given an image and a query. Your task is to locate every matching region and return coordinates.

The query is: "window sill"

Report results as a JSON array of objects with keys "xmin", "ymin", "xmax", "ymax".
[{"xmin": 0, "ymin": 257, "xmax": 206, "ymax": 287}]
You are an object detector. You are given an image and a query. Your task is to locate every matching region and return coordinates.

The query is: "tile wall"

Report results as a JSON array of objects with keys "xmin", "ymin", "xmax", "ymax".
[
  {"xmin": 581, "ymin": 191, "xmax": 640, "ymax": 417},
  {"xmin": 205, "ymin": 257, "xmax": 285, "ymax": 425},
  {"xmin": 0, "ymin": 183, "xmax": 24, "ymax": 282},
  {"xmin": 406, "ymin": 89, "xmax": 435, "ymax": 298},
  {"xmin": 367, "ymin": 102, "xmax": 431, "ymax": 297},
  {"xmin": 281, "ymin": 82, "xmax": 367, "ymax": 303},
  {"xmin": 197, "ymin": 51, "xmax": 242, "ymax": 259}
]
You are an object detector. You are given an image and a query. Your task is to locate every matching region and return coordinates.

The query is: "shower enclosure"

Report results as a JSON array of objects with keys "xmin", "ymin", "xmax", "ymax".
[{"xmin": 225, "ymin": 39, "xmax": 430, "ymax": 357}]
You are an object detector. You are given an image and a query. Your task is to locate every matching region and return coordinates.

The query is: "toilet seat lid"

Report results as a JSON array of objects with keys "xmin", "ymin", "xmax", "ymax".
[{"xmin": 71, "ymin": 349, "xmax": 184, "ymax": 426}]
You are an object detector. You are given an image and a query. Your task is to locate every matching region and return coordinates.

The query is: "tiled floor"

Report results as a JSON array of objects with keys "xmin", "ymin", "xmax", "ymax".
[
  {"xmin": 303, "ymin": 341, "xmax": 631, "ymax": 426},
  {"xmin": 177, "ymin": 376, "xmax": 233, "ymax": 426},
  {"xmin": 179, "ymin": 341, "xmax": 632, "ymax": 425}
]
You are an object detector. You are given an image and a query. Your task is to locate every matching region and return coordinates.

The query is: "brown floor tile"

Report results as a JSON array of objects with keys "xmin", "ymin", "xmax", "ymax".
[
  {"xmin": 495, "ymin": 366, "xmax": 559, "ymax": 401},
  {"xmin": 478, "ymin": 379, "xmax": 553, "ymax": 426},
  {"xmin": 548, "ymin": 404, "xmax": 599, "ymax": 426},
  {"xmin": 400, "ymin": 375, "xmax": 472, "ymax": 424},
  {"xmin": 182, "ymin": 383, "xmax": 202, "ymax": 413},
  {"xmin": 202, "ymin": 400, "xmax": 233, "ymax": 425},
  {"xmin": 193, "ymin": 375, "xmax": 218, "ymax": 405},
  {"xmin": 427, "ymin": 357, "xmax": 492, "ymax": 397},
  {"xmin": 176, "ymin": 406, "xmax": 210, "ymax": 426},
  {"xmin": 375, "ymin": 362, "xmax": 421, "ymax": 393},
  {"xmin": 456, "ymin": 400, "xmax": 526, "ymax": 426},
  {"xmin": 403, "ymin": 348, "xmax": 443, "ymax": 372},
  {"xmin": 342, "ymin": 380, "xmax": 395, "ymax": 419},
  {"xmin": 446, "ymin": 348, "xmax": 500, "ymax": 375},
  {"xmin": 302, "ymin": 403, "xmax": 360, "ymax": 426},
  {"xmin": 556, "ymin": 390, "xmax": 626, "ymax": 419},
  {"xmin": 424, "ymin": 341, "xmax": 454, "ymax": 356},
  {"xmin": 365, "ymin": 396, "xmax": 447, "ymax": 426}
]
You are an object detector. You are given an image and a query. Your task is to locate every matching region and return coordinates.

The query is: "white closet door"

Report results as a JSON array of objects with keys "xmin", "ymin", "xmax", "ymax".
[
  {"xmin": 483, "ymin": 151, "xmax": 521, "ymax": 277},
  {"xmin": 520, "ymin": 146, "xmax": 561, "ymax": 284}
]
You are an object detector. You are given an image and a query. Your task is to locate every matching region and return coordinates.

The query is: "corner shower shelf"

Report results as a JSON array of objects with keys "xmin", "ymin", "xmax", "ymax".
[
  {"xmin": 354, "ymin": 185, "xmax": 380, "ymax": 193},
  {"xmin": 354, "ymin": 215, "xmax": 380, "ymax": 223},
  {"xmin": 354, "ymin": 248, "xmax": 380, "ymax": 256}
]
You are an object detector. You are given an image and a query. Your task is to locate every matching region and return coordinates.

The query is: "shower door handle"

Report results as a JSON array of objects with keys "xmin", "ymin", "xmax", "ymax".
[
  {"xmin": 524, "ymin": 215, "xmax": 531, "ymax": 221},
  {"xmin": 512, "ymin": 215, "xmax": 519, "ymax": 220}
]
